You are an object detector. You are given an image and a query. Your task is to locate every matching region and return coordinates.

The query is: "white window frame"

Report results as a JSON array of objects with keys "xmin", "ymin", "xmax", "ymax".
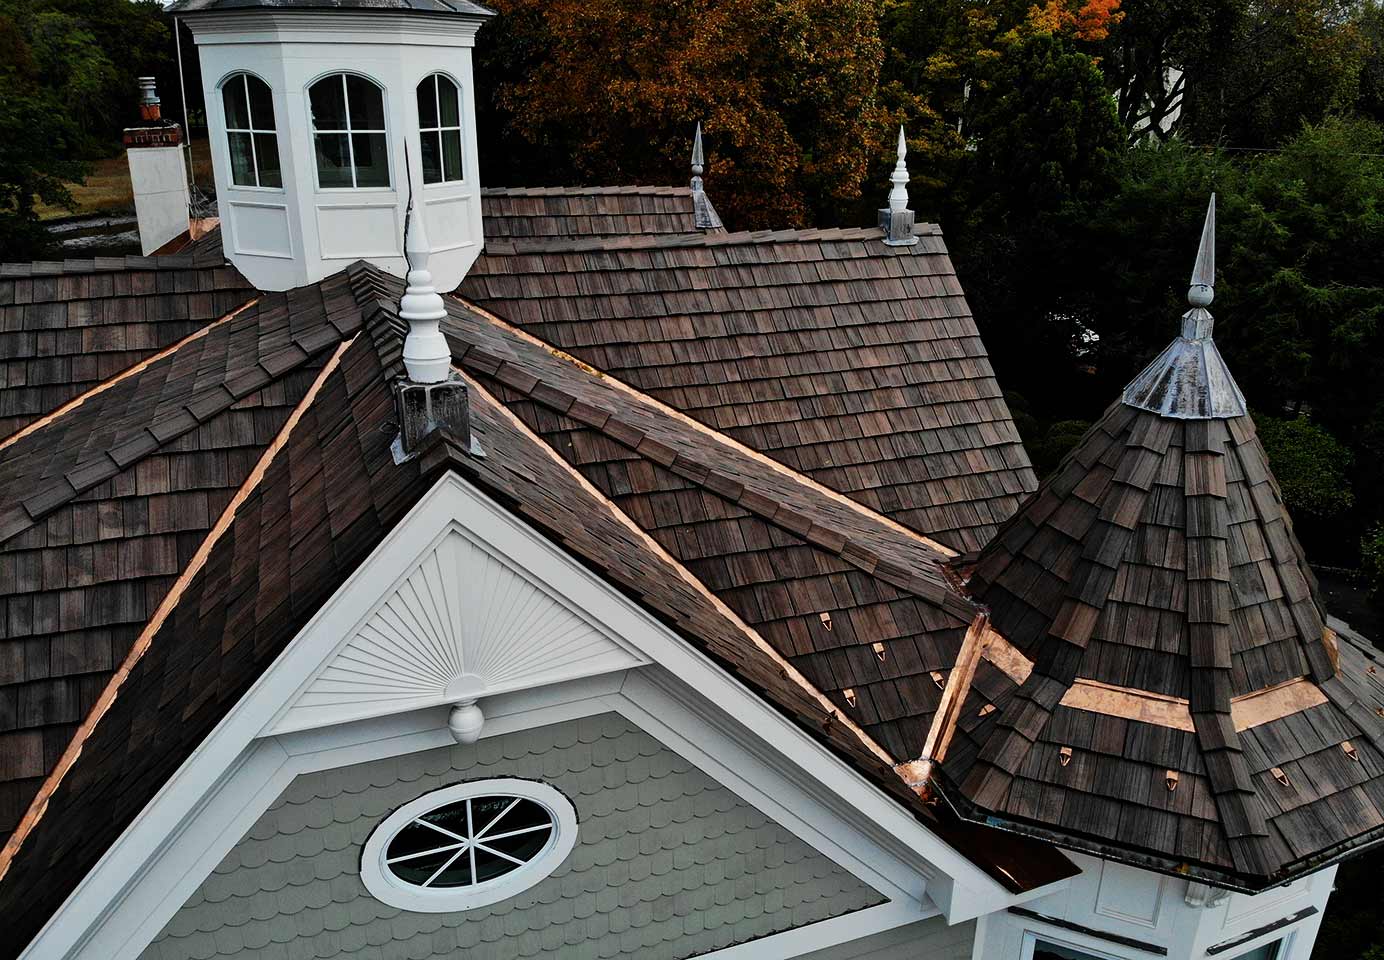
[
  {"xmin": 219, "ymin": 72, "xmax": 281, "ymax": 191},
  {"xmin": 1020, "ymin": 930, "xmax": 1127, "ymax": 960},
  {"xmin": 307, "ymin": 72, "xmax": 392, "ymax": 191},
  {"xmin": 417, "ymin": 72, "xmax": 465, "ymax": 185},
  {"xmin": 359, "ymin": 778, "xmax": 578, "ymax": 912}
]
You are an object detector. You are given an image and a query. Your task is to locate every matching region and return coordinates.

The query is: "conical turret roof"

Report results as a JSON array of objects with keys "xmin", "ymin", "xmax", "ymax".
[{"xmin": 930, "ymin": 198, "xmax": 1384, "ymax": 889}]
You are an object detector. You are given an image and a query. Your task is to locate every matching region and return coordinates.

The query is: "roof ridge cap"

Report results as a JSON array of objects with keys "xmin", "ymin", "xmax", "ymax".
[
  {"xmin": 0, "ymin": 336, "xmax": 357, "ymax": 885},
  {"xmin": 484, "ymin": 222, "xmax": 942, "ymax": 256},
  {"xmin": 464, "ymin": 374, "xmax": 904, "ymax": 767},
  {"xmin": 451, "ymin": 296, "xmax": 977, "ymax": 624}
]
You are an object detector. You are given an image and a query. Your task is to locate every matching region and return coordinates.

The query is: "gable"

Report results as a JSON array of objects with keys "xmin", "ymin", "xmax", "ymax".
[
  {"xmin": 270, "ymin": 524, "xmax": 647, "ymax": 734},
  {"xmin": 141, "ymin": 712, "xmax": 885, "ymax": 960}
]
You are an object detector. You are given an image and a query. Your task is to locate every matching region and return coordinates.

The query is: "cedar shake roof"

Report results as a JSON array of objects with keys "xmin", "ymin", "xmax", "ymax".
[
  {"xmin": 461, "ymin": 225, "xmax": 1037, "ymax": 553},
  {"xmin": 480, "ymin": 186, "xmax": 704, "ymax": 241},
  {"xmin": 0, "ymin": 234, "xmax": 254, "ymax": 437},
  {"xmin": 930, "ymin": 368, "xmax": 1384, "ymax": 889},
  {"xmin": 0, "ymin": 272, "xmax": 364, "ymax": 844},
  {"xmin": 0, "ymin": 266, "xmax": 1075, "ymax": 953}
]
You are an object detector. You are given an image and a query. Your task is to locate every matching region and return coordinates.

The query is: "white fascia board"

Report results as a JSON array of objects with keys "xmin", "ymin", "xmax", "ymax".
[{"xmin": 21, "ymin": 471, "xmax": 1025, "ymax": 960}]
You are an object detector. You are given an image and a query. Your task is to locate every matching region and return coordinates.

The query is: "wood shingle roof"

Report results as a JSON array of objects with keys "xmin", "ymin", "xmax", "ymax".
[
  {"xmin": 461, "ymin": 225, "xmax": 1037, "ymax": 553},
  {"xmin": 934, "ymin": 389, "xmax": 1384, "ymax": 889},
  {"xmin": 0, "ymin": 257, "xmax": 1076, "ymax": 956},
  {"xmin": 0, "ymin": 233, "xmax": 254, "ymax": 437},
  {"xmin": 0, "ymin": 271, "xmax": 364, "ymax": 843},
  {"xmin": 480, "ymin": 186, "xmax": 703, "ymax": 241}
]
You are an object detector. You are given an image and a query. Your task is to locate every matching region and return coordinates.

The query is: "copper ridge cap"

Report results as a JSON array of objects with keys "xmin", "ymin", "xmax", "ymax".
[{"xmin": 1122, "ymin": 194, "xmax": 1248, "ymax": 420}]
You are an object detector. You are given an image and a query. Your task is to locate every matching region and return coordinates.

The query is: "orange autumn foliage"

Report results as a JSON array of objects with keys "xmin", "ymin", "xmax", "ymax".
[{"xmin": 480, "ymin": 0, "xmax": 895, "ymax": 229}]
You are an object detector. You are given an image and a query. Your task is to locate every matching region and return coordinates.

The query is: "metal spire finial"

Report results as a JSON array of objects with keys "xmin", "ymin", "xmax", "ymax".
[
  {"xmin": 879, "ymin": 126, "xmax": 918, "ymax": 246},
  {"xmin": 1189, "ymin": 193, "xmax": 1215, "ymax": 308},
  {"xmin": 689, "ymin": 121, "xmax": 723, "ymax": 230},
  {"xmin": 1121, "ymin": 192, "xmax": 1245, "ymax": 419},
  {"xmin": 400, "ymin": 200, "xmax": 449, "ymax": 384}
]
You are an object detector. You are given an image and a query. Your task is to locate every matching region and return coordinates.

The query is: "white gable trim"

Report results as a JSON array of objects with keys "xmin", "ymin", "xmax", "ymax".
[
  {"xmin": 21, "ymin": 471, "xmax": 1036, "ymax": 960},
  {"xmin": 268, "ymin": 520, "xmax": 648, "ymax": 734}
]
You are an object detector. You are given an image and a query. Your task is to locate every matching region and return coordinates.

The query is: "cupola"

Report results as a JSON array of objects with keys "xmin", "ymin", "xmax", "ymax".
[{"xmin": 169, "ymin": 0, "xmax": 494, "ymax": 292}]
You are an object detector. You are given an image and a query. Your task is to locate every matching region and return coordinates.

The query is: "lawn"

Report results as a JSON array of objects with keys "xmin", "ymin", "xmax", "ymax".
[{"xmin": 37, "ymin": 135, "xmax": 215, "ymax": 220}]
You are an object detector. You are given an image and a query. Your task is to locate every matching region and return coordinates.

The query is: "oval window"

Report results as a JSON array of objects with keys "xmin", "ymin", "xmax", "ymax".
[{"xmin": 360, "ymin": 779, "xmax": 577, "ymax": 912}]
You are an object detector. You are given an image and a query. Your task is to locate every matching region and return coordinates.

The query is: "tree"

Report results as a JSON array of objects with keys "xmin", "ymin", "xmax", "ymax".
[
  {"xmin": 0, "ymin": 13, "xmax": 87, "ymax": 260},
  {"xmin": 1102, "ymin": 0, "xmax": 1372, "ymax": 146},
  {"xmin": 1256, "ymin": 413, "xmax": 1355, "ymax": 518},
  {"xmin": 473, "ymin": 0, "xmax": 895, "ymax": 228}
]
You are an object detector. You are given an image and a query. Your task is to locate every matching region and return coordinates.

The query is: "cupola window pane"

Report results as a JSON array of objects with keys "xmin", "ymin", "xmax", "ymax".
[
  {"xmin": 309, "ymin": 73, "xmax": 391, "ymax": 189},
  {"xmin": 416, "ymin": 74, "xmax": 464, "ymax": 185},
  {"xmin": 221, "ymin": 73, "xmax": 281, "ymax": 189}
]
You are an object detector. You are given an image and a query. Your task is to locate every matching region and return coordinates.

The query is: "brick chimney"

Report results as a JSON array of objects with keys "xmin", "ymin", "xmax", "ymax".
[{"xmin": 123, "ymin": 78, "xmax": 191, "ymax": 255}]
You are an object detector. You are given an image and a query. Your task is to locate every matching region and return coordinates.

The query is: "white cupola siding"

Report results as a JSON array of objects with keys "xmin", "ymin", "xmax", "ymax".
[{"xmin": 174, "ymin": 1, "xmax": 492, "ymax": 292}]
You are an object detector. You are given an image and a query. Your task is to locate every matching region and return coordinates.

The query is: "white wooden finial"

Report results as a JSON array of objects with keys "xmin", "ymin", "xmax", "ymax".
[
  {"xmin": 888, "ymin": 126, "xmax": 910, "ymax": 214},
  {"xmin": 1188, "ymin": 193, "xmax": 1215, "ymax": 308},
  {"xmin": 400, "ymin": 202, "xmax": 450, "ymax": 384}
]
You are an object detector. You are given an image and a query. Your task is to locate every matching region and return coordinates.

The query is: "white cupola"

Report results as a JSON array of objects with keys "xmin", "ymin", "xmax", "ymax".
[{"xmin": 169, "ymin": 0, "xmax": 493, "ymax": 292}]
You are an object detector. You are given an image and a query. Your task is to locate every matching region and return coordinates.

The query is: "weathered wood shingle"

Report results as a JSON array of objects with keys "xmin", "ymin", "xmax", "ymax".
[
  {"xmin": 480, "ymin": 186, "xmax": 702, "ymax": 241},
  {"xmin": 461, "ymin": 225, "xmax": 1037, "ymax": 553},
  {"xmin": 0, "ymin": 233, "xmax": 254, "ymax": 438}
]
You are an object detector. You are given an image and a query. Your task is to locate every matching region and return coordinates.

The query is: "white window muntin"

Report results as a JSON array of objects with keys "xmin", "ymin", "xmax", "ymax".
[
  {"xmin": 360, "ymin": 778, "xmax": 578, "ymax": 913},
  {"xmin": 220, "ymin": 72, "xmax": 281, "ymax": 190},
  {"xmin": 308, "ymin": 72, "xmax": 392, "ymax": 190},
  {"xmin": 417, "ymin": 72, "xmax": 465, "ymax": 185}
]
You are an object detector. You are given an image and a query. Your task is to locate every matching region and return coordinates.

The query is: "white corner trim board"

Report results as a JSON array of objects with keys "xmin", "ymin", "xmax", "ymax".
[{"xmin": 21, "ymin": 471, "xmax": 1034, "ymax": 960}]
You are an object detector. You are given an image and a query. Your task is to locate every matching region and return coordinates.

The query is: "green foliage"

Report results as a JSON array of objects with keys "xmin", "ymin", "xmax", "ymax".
[
  {"xmin": 1030, "ymin": 419, "xmax": 1095, "ymax": 477},
  {"xmin": 1256, "ymin": 413, "xmax": 1355, "ymax": 518},
  {"xmin": 1362, "ymin": 523, "xmax": 1384, "ymax": 600},
  {"xmin": 0, "ymin": 12, "xmax": 88, "ymax": 260}
]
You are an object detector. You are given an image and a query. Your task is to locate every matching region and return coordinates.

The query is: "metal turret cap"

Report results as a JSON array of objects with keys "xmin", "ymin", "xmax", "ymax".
[{"xmin": 1122, "ymin": 194, "xmax": 1246, "ymax": 419}]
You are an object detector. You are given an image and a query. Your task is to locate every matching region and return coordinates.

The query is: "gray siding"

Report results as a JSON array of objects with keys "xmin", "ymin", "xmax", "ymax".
[
  {"xmin": 142, "ymin": 712, "xmax": 883, "ymax": 959},
  {"xmin": 802, "ymin": 917, "xmax": 977, "ymax": 959}
]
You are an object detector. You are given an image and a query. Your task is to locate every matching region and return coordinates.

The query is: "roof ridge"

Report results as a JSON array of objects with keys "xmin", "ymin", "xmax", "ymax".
[
  {"xmin": 0, "ymin": 274, "xmax": 364, "ymax": 547},
  {"xmin": 482, "ymin": 222, "xmax": 943, "ymax": 256},
  {"xmin": 0, "ymin": 336, "xmax": 357, "ymax": 884},
  {"xmin": 0, "ymin": 252, "xmax": 207, "ymax": 278},
  {"xmin": 447, "ymin": 295, "xmax": 978, "ymax": 624},
  {"xmin": 480, "ymin": 185, "xmax": 692, "ymax": 197},
  {"xmin": 466, "ymin": 373, "xmax": 900, "ymax": 767},
  {"xmin": 0, "ymin": 296, "xmax": 260, "ymax": 455}
]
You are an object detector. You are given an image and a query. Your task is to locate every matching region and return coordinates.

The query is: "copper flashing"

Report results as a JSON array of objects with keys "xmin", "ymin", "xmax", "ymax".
[
  {"xmin": 980, "ymin": 627, "xmax": 1033, "ymax": 685},
  {"xmin": 1229, "ymin": 677, "xmax": 1329, "ymax": 731},
  {"xmin": 0, "ymin": 297, "xmax": 258, "ymax": 453},
  {"xmin": 899, "ymin": 613, "xmax": 993, "ymax": 795},
  {"xmin": 0, "ymin": 337, "xmax": 351, "ymax": 883},
  {"xmin": 1059, "ymin": 678, "xmax": 1196, "ymax": 732}
]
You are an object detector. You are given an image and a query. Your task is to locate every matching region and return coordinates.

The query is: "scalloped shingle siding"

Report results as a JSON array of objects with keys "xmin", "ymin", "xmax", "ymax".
[{"xmin": 140, "ymin": 713, "xmax": 883, "ymax": 960}]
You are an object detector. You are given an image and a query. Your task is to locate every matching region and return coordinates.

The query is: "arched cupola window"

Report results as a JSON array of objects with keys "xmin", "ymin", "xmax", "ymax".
[
  {"xmin": 416, "ymin": 73, "xmax": 464, "ymax": 184},
  {"xmin": 221, "ymin": 73, "xmax": 281, "ymax": 188},
  {"xmin": 308, "ymin": 73, "xmax": 391, "ymax": 189}
]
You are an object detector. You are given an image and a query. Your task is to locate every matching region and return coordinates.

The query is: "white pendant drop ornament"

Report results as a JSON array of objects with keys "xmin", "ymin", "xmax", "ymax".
[
  {"xmin": 448, "ymin": 700, "xmax": 484, "ymax": 743},
  {"xmin": 400, "ymin": 200, "xmax": 450, "ymax": 384}
]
